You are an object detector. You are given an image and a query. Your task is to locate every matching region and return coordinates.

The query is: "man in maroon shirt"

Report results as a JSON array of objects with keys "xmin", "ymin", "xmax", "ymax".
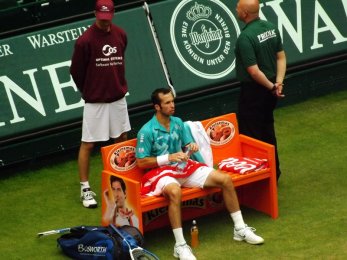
[{"xmin": 70, "ymin": 0, "xmax": 131, "ymax": 208}]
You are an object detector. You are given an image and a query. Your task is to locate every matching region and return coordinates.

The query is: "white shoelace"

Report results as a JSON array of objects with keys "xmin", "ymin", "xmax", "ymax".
[{"xmin": 83, "ymin": 190, "xmax": 96, "ymax": 200}]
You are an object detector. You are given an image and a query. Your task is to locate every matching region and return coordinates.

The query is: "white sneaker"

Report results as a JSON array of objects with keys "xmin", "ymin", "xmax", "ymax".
[
  {"xmin": 234, "ymin": 225, "xmax": 264, "ymax": 245},
  {"xmin": 173, "ymin": 243, "xmax": 196, "ymax": 260},
  {"xmin": 80, "ymin": 188, "xmax": 97, "ymax": 208}
]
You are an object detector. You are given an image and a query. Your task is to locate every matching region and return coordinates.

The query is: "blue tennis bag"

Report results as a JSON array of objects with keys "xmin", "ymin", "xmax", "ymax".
[{"xmin": 57, "ymin": 225, "xmax": 144, "ymax": 260}]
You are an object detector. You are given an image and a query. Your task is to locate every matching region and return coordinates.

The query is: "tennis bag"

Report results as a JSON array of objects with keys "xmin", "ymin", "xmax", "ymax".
[{"xmin": 57, "ymin": 225, "xmax": 144, "ymax": 260}]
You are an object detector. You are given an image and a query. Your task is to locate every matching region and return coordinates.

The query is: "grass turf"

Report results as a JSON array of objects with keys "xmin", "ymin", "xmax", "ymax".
[{"xmin": 0, "ymin": 89, "xmax": 346, "ymax": 259}]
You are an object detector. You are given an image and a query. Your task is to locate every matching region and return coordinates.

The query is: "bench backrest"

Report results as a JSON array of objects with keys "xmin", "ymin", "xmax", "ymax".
[{"xmin": 101, "ymin": 113, "xmax": 242, "ymax": 181}]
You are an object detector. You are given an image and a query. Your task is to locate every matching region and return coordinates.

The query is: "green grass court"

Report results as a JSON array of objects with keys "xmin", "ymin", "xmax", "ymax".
[{"xmin": 0, "ymin": 90, "xmax": 346, "ymax": 259}]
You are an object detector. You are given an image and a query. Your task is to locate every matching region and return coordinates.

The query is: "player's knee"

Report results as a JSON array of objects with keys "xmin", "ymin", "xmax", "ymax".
[
  {"xmin": 220, "ymin": 172, "xmax": 233, "ymax": 188},
  {"xmin": 164, "ymin": 184, "xmax": 181, "ymax": 201},
  {"xmin": 81, "ymin": 142, "xmax": 94, "ymax": 151}
]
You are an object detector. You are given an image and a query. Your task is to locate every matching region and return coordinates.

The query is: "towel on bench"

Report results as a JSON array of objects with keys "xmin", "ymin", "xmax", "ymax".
[
  {"xmin": 218, "ymin": 157, "xmax": 268, "ymax": 174},
  {"xmin": 141, "ymin": 160, "xmax": 206, "ymax": 196},
  {"xmin": 184, "ymin": 121, "xmax": 213, "ymax": 167}
]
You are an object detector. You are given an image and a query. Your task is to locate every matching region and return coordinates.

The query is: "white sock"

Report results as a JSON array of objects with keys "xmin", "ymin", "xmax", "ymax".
[
  {"xmin": 80, "ymin": 181, "xmax": 90, "ymax": 191},
  {"xmin": 173, "ymin": 228, "xmax": 186, "ymax": 246},
  {"xmin": 231, "ymin": 211, "xmax": 246, "ymax": 230}
]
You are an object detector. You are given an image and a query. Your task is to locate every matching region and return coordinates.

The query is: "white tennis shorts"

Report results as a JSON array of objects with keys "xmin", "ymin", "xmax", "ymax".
[
  {"xmin": 81, "ymin": 97, "xmax": 131, "ymax": 142},
  {"xmin": 153, "ymin": 166, "xmax": 213, "ymax": 195}
]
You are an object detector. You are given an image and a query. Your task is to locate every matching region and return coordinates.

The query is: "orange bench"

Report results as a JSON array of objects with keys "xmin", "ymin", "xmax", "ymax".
[{"xmin": 100, "ymin": 113, "xmax": 278, "ymax": 233}]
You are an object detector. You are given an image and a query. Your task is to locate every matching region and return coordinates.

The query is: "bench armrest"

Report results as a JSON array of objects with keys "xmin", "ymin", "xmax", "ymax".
[
  {"xmin": 238, "ymin": 134, "xmax": 276, "ymax": 181},
  {"xmin": 239, "ymin": 134, "xmax": 275, "ymax": 159}
]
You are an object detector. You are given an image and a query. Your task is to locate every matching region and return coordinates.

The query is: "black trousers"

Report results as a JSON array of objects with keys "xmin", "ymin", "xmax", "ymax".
[
  {"xmin": 237, "ymin": 80, "xmax": 281, "ymax": 181},
  {"xmin": 238, "ymin": 116, "xmax": 281, "ymax": 181}
]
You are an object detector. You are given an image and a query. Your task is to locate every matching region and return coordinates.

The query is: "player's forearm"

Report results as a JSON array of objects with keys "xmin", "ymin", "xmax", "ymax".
[
  {"xmin": 102, "ymin": 204, "xmax": 116, "ymax": 224},
  {"xmin": 276, "ymin": 51, "xmax": 286, "ymax": 84},
  {"xmin": 247, "ymin": 65, "xmax": 274, "ymax": 90},
  {"xmin": 136, "ymin": 157, "xmax": 161, "ymax": 169}
]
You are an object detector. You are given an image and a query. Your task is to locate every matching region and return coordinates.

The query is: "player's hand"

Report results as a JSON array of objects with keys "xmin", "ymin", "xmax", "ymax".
[
  {"xmin": 171, "ymin": 151, "xmax": 189, "ymax": 162},
  {"xmin": 186, "ymin": 143, "xmax": 199, "ymax": 154},
  {"xmin": 103, "ymin": 189, "xmax": 116, "ymax": 208},
  {"xmin": 119, "ymin": 208, "xmax": 134, "ymax": 218},
  {"xmin": 275, "ymin": 83, "xmax": 285, "ymax": 98}
]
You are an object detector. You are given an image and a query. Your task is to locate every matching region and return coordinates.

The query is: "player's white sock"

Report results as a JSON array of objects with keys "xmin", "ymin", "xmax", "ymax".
[
  {"xmin": 173, "ymin": 228, "xmax": 186, "ymax": 246},
  {"xmin": 231, "ymin": 211, "xmax": 246, "ymax": 230},
  {"xmin": 80, "ymin": 181, "xmax": 90, "ymax": 191}
]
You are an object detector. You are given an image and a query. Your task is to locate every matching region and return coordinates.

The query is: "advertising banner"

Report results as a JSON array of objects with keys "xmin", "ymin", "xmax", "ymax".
[
  {"xmin": 0, "ymin": 6, "xmax": 167, "ymax": 141},
  {"xmin": 1, "ymin": 0, "xmax": 346, "ymax": 166},
  {"xmin": 148, "ymin": 0, "xmax": 347, "ymax": 91}
]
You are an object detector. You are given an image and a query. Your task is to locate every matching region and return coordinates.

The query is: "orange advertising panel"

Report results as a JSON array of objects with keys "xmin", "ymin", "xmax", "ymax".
[
  {"xmin": 101, "ymin": 139, "xmax": 142, "ymax": 180},
  {"xmin": 101, "ymin": 169, "xmax": 227, "ymax": 232},
  {"xmin": 142, "ymin": 192, "xmax": 225, "ymax": 232},
  {"xmin": 101, "ymin": 139, "xmax": 143, "ymax": 230},
  {"xmin": 101, "ymin": 171, "xmax": 142, "ymax": 230},
  {"xmin": 201, "ymin": 113, "xmax": 242, "ymax": 164}
]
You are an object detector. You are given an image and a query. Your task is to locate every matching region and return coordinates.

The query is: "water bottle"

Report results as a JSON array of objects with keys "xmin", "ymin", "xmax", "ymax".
[
  {"xmin": 176, "ymin": 147, "xmax": 191, "ymax": 172},
  {"xmin": 190, "ymin": 219, "xmax": 199, "ymax": 248}
]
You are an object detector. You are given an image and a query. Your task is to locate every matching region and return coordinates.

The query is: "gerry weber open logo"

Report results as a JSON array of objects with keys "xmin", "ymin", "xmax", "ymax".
[{"xmin": 170, "ymin": 0, "xmax": 240, "ymax": 79}]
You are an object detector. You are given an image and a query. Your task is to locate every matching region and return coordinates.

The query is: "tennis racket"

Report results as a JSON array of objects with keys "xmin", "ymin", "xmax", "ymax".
[
  {"xmin": 110, "ymin": 224, "xmax": 159, "ymax": 260},
  {"xmin": 37, "ymin": 227, "xmax": 70, "ymax": 237}
]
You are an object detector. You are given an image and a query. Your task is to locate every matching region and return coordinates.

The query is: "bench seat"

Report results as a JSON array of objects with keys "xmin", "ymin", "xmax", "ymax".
[{"xmin": 100, "ymin": 113, "xmax": 278, "ymax": 233}]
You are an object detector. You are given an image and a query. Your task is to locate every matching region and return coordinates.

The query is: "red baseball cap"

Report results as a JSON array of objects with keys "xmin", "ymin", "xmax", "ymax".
[{"xmin": 95, "ymin": 0, "xmax": 114, "ymax": 20}]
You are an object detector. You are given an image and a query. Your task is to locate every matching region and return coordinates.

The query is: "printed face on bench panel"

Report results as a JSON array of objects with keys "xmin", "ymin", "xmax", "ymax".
[{"xmin": 111, "ymin": 181, "xmax": 126, "ymax": 208}]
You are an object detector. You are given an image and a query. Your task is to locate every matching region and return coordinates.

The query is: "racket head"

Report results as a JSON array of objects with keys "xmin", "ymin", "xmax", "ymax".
[{"xmin": 130, "ymin": 247, "xmax": 160, "ymax": 260}]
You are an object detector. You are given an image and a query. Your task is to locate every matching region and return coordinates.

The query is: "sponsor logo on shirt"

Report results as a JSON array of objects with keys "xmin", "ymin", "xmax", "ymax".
[
  {"xmin": 257, "ymin": 29, "xmax": 277, "ymax": 43},
  {"xmin": 95, "ymin": 45, "xmax": 123, "ymax": 67},
  {"xmin": 102, "ymin": 44, "xmax": 117, "ymax": 56}
]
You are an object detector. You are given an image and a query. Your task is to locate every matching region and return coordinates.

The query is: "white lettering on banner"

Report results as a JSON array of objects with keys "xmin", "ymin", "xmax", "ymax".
[
  {"xmin": 0, "ymin": 61, "xmax": 83, "ymax": 127},
  {"xmin": 215, "ymin": 14, "xmax": 231, "ymax": 38},
  {"xmin": 183, "ymin": 40, "xmax": 204, "ymax": 64},
  {"xmin": 42, "ymin": 61, "xmax": 84, "ymax": 113},
  {"xmin": 207, "ymin": 54, "xmax": 225, "ymax": 66},
  {"xmin": 182, "ymin": 21, "xmax": 188, "ymax": 38},
  {"xmin": 0, "ymin": 69, "xmax": 46, "ymax": 125},
  {"xmin": 0, "ymin": 44, "xmax": 13, "ymax": 57},
  {"xmin": 311, "ymin": 0, "xmax": 347, "ymax": 50},
  {"xmin": 189, "ymin": 25, "xmax": 223, "ymax": 48},
  {"xmin": 27, "ymin": 27, "xmax": 88, "ymax": 49},
  {"xmin": 343, "ymin": 0, "xmax": 347, "ymax": 17},
  {"xmin": 263, "ymin": 0, "xmax": 303, "ymax": 52},
  {"xmin": 260, "ymin": 0, "xmax": 347, "ymax": 53}
]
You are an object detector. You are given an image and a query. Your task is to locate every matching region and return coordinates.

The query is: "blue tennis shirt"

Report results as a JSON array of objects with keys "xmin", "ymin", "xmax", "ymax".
[{"xmin": 136, "ymin": 115, "xmax": 192, "ymax": 162}]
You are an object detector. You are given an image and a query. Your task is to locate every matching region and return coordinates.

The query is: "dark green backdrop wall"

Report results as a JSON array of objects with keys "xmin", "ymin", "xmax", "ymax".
[{"xmin": 0, "ymin": 0, "xmax": 346, "ymax": 168}]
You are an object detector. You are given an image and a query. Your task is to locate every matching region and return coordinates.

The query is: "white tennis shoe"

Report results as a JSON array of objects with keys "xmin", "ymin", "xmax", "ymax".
[
  {"xmin": 234, "ymin": 225, "xmax": 264, "ymax": 245},
  {"xmin": 173, "ymin": 243, "xmax": 196, "ymax": 260},
  {"xmin": 80, "ymin": 188, "xmax": 97, "ymax": 208}
]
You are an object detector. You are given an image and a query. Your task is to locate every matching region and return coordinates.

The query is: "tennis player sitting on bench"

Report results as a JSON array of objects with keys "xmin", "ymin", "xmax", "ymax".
[{"xmin": 135, "ymin": 88, "xmax": 264, "ymax": 260}]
